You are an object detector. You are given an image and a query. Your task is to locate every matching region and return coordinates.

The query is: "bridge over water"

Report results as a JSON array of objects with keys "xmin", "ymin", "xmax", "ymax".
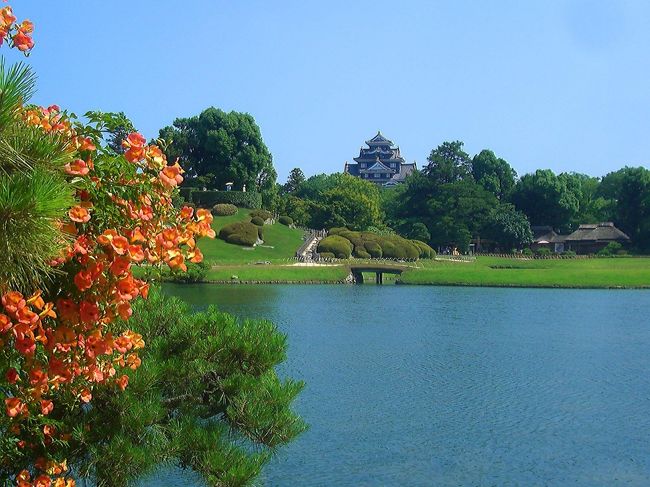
[{"xmin": 349, "ymin": 264, "xmax": 410, "ymax": 284}]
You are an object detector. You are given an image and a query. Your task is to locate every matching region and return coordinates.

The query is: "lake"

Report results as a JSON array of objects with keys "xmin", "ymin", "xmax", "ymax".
[{"xmin": 148, "ymin": 284, "xmax": 650, "ymax": 486}]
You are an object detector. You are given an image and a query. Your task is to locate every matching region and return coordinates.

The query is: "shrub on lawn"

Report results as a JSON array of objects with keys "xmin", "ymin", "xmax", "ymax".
[
  {"xmin": 213, "ymin": 203, "xmax": 238, "ymax": 216},
  {"xmin": 319, "ymin": 252, "xmax": 335, "ymax": 259},
  {"xmin": 364, "ymin": 240, "xmax": 383, "ymax": 258},
  {"xmin": 597, "ymin": 241, "xmax": 623, "ymax": 257},
  {"xmin": 321, "ymin": 228, "xmax": 426, "ymax": 260},
  {"xmin": 522, "ymin": 248, "xmax": 533, "ymax": 256},
  {"xmin": 219, "ymin": 221, "xmax": 261, "ymax": 246},
  {"xmin": 534, "ymin": 247, "xmax": 552, "ymax": 256},
  {"xmin": 328, "ymin": 227, "xmax": 347, "ymax": 236},
  {"xmin": 317, "ymin": 235, "xmax": 353, "ymax": 259},
  {"xmin": 251, "ymin": 216, "xmax": 265, "ymax": 226},
  {"xmin": 279, "ymin": 215, "xmax": 293, "ymax": 226},
  {"xmin": 250, "ymin": 209, "xmax": 273, "ymax": 221},
  {"xmin": 412, "ymin": 240, "xmax": 435, "ymax": 258}
]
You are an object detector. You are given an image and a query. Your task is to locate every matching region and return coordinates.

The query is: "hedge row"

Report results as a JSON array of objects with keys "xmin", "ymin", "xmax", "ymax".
[
  {"xmin": 218, "ymin": 221, "xmax": 263, "ymax": 247},
  {"xmin": 321, "ymin": 228, "xmax": 435, "ymax": 260},
  {"xmin": 189, "ymin": 190, "xmax": 262, "ymax": 209}
]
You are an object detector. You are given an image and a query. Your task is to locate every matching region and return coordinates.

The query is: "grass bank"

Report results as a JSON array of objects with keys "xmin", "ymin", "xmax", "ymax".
[
  {"xmin": 400, "ymin": 256, "xmax": 650, "ymax": 288},
  {"xmin": 198, "ymin": 208, "xmax": 306, "ymax": 264}
]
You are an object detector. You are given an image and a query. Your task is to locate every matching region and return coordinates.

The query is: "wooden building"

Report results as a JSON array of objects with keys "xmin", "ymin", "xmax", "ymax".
[
  {"xmin": 344, "ymin": 131, "xmax": 417, "ymax": 186},
  {"xmin": 564, "ymin": 222, "xmax": 630, "ymax": 254},
  {"xmin": 531, "ymin": 226, "xmax": 567, "ymax": 253}
]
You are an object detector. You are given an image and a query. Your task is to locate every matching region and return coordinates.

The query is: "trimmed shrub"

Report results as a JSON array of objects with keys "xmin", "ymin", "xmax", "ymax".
[
  {"xmin": 562, "ymin": 250, "xmax": 577, "ymax": 257},
  {"xmin": 328, "ymin": 227, "xmax": 347, "ymax": 236},
  {"xmin": 192, "ymin": 190, "xmax": 262, "ymax": 209},
  {"xmin": 364, "ymin": 240, "xmax": 382, "ymax": 258},
  {"xmin": 278, "ymin": 215, "xmax": 293, "ymax": 226},
  {"xmin": 218, "ymin": 221, "xmax": 260, "ymax": 247},
  {"xmin": 251, "ymin": 216, "xmax": 265, "ymax": 227},
  {"xmin": 412, "ymin": 240, "xmax": 435, "ymax": 258},
  {"xmin": 250, "ymin": 209, "xmax": 273, "ymax": 221},
  {"xmin": 318, "ymin": 235, "xmax": 353, "ymax": 259},
  {"xmin": 534, "ymin": 247, "xmax": 552, "ymax": 256},
  {"xmin": 355, "ymin": 249, "xmax": 371, "ymax": 259},
  {"xmin": 319, "ymin": 252, "xmax": 335, "ymax": 259},
  {"xmin": 522, "ymin": 248, "xmax": 533, "ymax": 256},
  {"xmin": 213, "ymin": 203, "xmax": 238, "ymax": 216},
  {"xmin": 597, "ymin": 241, "xmax": 623, "ymax": 257}
]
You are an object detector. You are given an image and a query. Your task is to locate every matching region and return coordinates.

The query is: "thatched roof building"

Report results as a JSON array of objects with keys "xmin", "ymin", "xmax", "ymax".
[
  {"xmin": 531, "ymin": 226, "xmax": 567, "ymax": 253},
  {"xmin": 565, "ymin": 222, "xmax": 630, "ymax": 254}
]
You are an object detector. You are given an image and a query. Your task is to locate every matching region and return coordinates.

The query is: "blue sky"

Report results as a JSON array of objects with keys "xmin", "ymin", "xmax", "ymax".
[{"xmin": 10, "ymin": 0, "xmax": 650, "ymax": 181}]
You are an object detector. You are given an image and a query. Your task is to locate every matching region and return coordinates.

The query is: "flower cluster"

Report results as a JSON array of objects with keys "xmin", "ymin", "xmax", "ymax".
[
  {"xmin": 0, "ymin": 6, "xmax": 33, "ymax": 52},
  {"xmin": 1, "ymin": 7, "xmax": 214, "ymax": 485}
]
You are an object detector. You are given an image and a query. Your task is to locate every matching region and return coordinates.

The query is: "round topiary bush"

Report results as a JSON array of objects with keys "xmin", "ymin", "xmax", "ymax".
[
  {"xmin": 328, "ymin": 227, "xmax": 347, "ymax": 236},
  {"xmin": 250, "ymin": 216, "xmax": 265, "ymax": 227},
  {"xmin": 218, "ymin": 221, "xmax": 260, "ymax": 247},
  {"xmin": 249, "ymin": 209, "xmax": 273, "ymax": 221},
  {"xmin": 278, "ymin": 215, "xmax": 293, "ymax": 226},
  {"xmin": 317, "ymin": 235, "xmax": 353, "ymax": 259},
  {"xmin": 213, "ymin": 203, "xmax": 238, "ymax": 216},
  {"xmin": 364, "ymin": 240, "xmax": 382, "ymax": 258}
]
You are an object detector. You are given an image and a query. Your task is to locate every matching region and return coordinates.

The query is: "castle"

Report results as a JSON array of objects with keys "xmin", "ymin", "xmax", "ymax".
[{"xmin": 344, "ymin": 131, "xmax": 417, "ymax": 186}]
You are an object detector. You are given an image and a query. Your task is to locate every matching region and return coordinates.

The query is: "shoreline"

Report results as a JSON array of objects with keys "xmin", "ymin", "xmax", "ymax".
[{"xmin": 167, "ymin": 278, "xmax": 650, "ymax": 290}]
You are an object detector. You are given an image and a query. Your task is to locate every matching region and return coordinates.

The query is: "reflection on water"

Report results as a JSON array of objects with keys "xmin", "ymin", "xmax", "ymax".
[{"xmin": 146, "ymin": 284, "xmax": 650, "ymax": 486}]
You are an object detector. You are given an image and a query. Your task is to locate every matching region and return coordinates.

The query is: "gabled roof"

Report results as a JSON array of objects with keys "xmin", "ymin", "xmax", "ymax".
[
  {"xmin": 365, "ymin": 131, "xmax": 393, "ymax": 146},
  {"xmin": 565, "ymin": 222, "xmax": 630, "ymax": 242},
  {"xmin": 363, "ymin": 160, "xmax": 393, "ymax": 172}
]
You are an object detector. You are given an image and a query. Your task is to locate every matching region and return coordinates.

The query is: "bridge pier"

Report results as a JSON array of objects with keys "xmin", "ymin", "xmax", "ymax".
[{"xmin": 349, "ymin": 264, "xmax": 406, "ymax": 285}]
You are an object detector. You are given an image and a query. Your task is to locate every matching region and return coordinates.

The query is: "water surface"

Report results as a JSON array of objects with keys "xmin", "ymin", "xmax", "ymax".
[{"xmin": 150, "ymin": 284, "xmax": 650, "ymax": 486}]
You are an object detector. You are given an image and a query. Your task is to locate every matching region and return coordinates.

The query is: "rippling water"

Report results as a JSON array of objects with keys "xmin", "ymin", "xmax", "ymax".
[{"xmin": 145, "ymin": 284, "xmax": 650, "ymax": 486}]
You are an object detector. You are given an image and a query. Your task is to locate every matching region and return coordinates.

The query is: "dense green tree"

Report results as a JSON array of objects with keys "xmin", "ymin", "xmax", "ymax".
[
  {"xmin": 278, "ymin": 194, "xmax": 311, "ymax": 227},
  {"xmin": 286, "ymin": 173, "xmax": 382, "ymax": 230},
  {"xmin": 283, "ymin": 167, "xmax": 306, "ymax": 194},
  {"xmin": 295, "ymin": 173, "xmax": 336, "ymax": 201},
  {"xmin": 406, "ymin": 222, "xmax": 431, "ymax": 242},
  {"xmin": 560, "ymin": 172, "xmax": 614, "ymax": 227},
  {"xmin": 600, "ymin": 167, "xmax": 650, "ymax": 251},
  {"xmin": 394, "ymin": 172, "xmax": 497, "ymax": 250},
  {"xmin": 509, "ymin": 169, "xmax": 580, "ymax": 230},
  {"xmin": 471, "ymin": 149, "xmax": 517, "ymax": 200},
  {"xmin": 159, "ymin": 107, "xmax": 276, "ymax": 192},
  {"xmin": 483, "ymin": 204, "xmax": 533, "ymax": 250},
  {"xmin": 423, "ymin": 140, "xmax": 472, "ymax": 184}
]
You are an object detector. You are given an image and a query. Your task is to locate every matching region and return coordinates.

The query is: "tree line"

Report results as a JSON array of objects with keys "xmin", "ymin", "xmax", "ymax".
[
  {"xmin": 156, "ymin": 107, "xmax": 650, "ymax": 253},
  {"xmin": 277, "ymin": 142, "xmax": 650, "ymax": 253}
]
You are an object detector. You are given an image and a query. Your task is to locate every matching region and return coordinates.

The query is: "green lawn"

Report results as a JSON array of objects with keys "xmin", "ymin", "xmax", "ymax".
[
  {"xmin": 205, "ymin": 265, "xmax": 349, "ymax": 282},
  {"xmin": 199, "ymin": 208, "xmax": 306, "ymax": 264},
  {"xmin": 400, "ymin": 256, "xmax": 650, "ymax": 288}
]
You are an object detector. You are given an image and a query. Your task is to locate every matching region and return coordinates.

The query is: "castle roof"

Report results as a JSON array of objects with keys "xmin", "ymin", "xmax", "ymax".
[{"xmin": 365, "ymin": 131, "xmax": 393, "ymax": 147}]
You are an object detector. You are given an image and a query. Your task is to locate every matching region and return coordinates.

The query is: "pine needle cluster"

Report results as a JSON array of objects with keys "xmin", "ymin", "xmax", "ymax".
[
  {"xmin": 0, "ymin": 60, "xmax": 74, "ymax": 292},
  {"xmin": 71, "ymin": 288, "xmax": 306, "ymax": 486}
]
